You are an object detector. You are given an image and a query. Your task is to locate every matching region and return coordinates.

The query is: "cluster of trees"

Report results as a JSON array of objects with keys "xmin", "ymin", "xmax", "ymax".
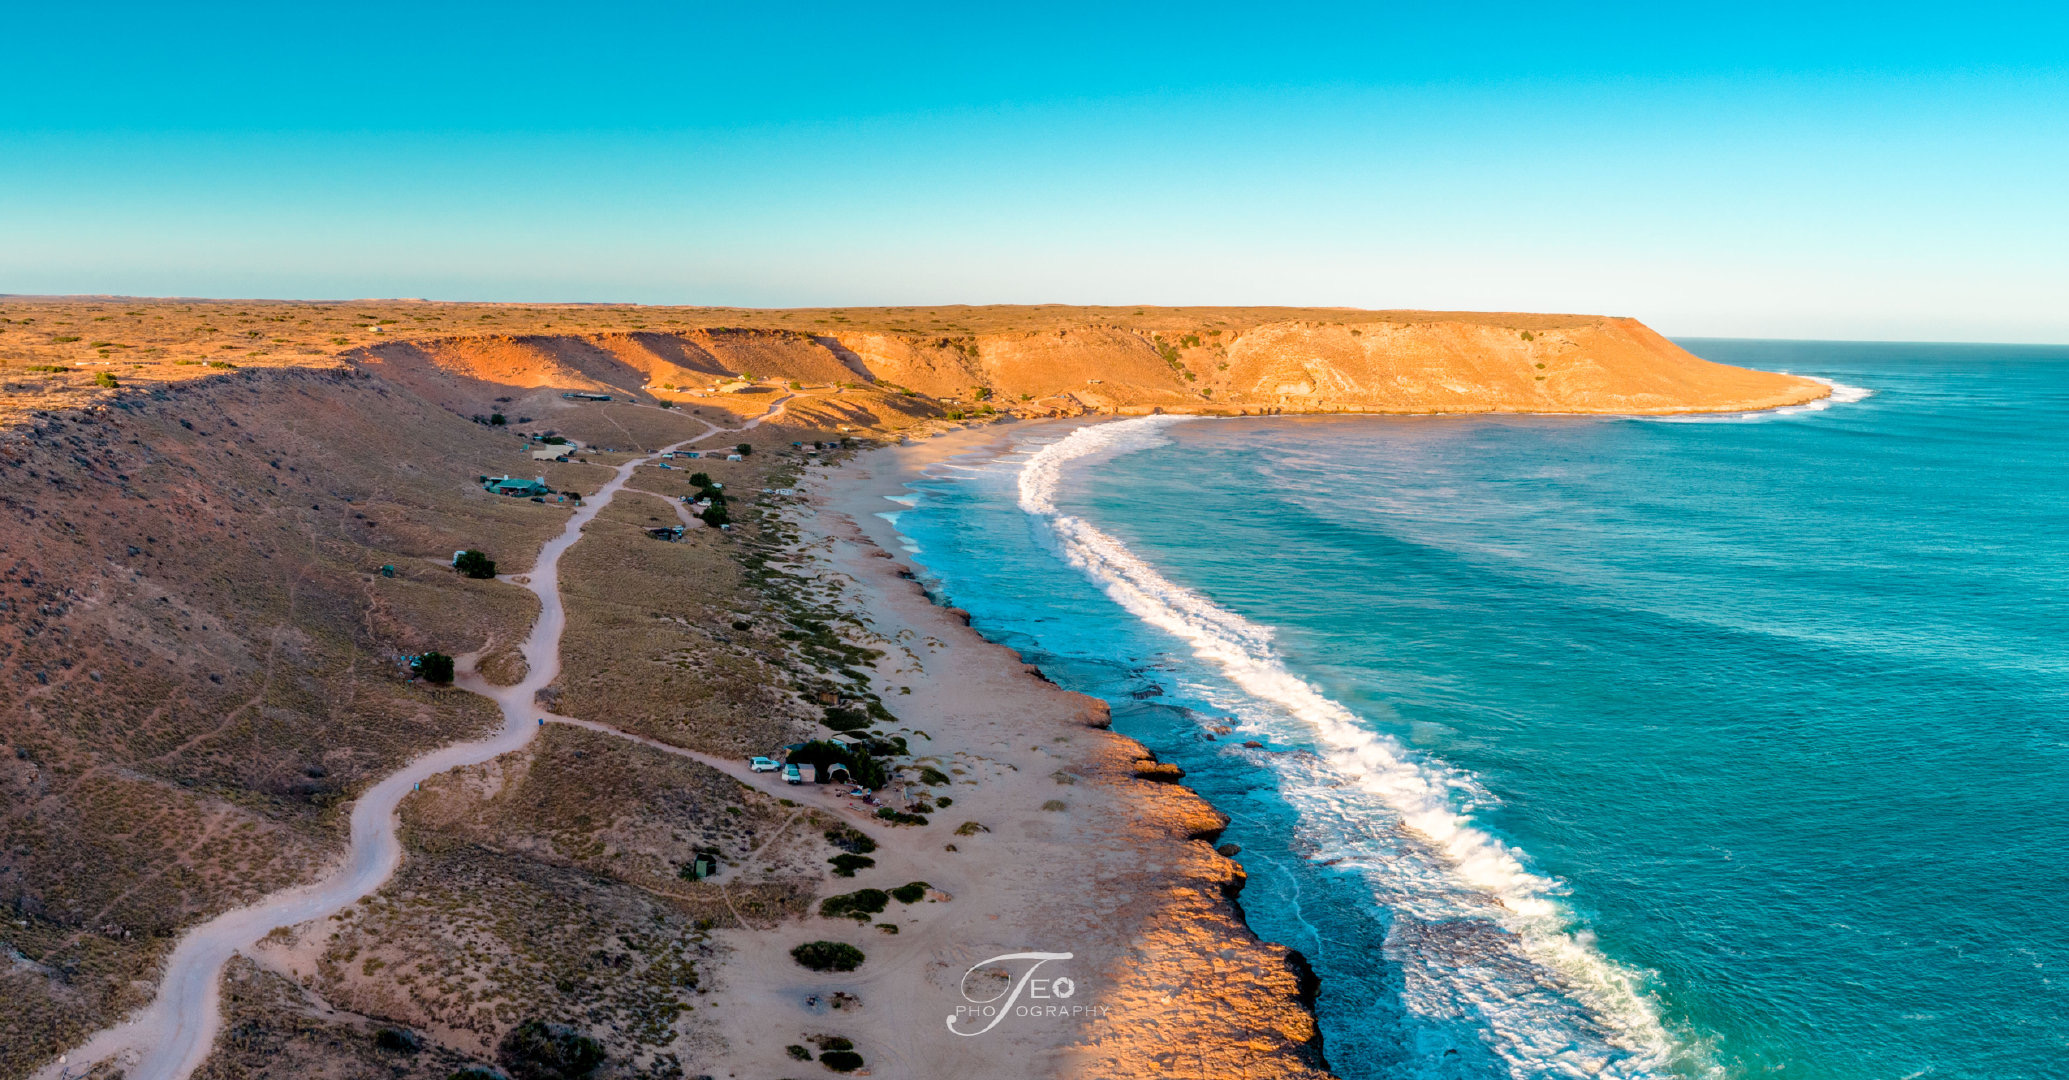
[{"xmin": 688, "ymin": 472, "xmax": 729, "ymax": 526}]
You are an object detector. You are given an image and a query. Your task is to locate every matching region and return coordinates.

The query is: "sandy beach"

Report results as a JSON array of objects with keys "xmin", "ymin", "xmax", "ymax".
[{"xmin": 668, "ymin": 421, "xmax": 1331, "ymax": 1079}]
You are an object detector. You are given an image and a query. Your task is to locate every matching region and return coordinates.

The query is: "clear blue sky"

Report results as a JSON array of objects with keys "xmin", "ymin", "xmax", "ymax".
[{"xmin": 3, "ymin": 2, "xmax": 2064, "ymax": 341}]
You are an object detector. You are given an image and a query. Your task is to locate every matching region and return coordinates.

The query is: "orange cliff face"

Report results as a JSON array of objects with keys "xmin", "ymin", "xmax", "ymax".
[
  {"xmin": 342, "ymin": 315, "xmax": 1826, "ymax": 421},
  {"xmin": 0, "ymin": 299, "xmax": 1828, "ymax": 426}
]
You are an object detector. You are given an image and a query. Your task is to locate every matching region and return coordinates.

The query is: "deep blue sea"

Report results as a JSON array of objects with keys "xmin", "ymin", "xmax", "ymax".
[{"xmin": 879, "ymin": 340, "xmax": 2069, "ymax": 1080}]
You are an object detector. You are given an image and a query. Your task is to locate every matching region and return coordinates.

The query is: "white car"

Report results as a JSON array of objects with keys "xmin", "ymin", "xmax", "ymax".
[
  {"xmin": 749, "ymin": 756, "xmax": 779, "ymax": 773},
  {"xmin": 783, "ymin": 763, "xmax": 803, "ymax": 785}
]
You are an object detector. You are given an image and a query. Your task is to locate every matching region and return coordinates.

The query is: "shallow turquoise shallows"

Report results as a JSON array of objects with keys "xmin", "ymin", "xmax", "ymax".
[{"xmin": 882, "ymin": 340, "xmax": 2069, "ymax": 1080}]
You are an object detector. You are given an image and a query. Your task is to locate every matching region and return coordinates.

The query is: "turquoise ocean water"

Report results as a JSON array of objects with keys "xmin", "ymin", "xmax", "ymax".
[{"xmin": 881, "ymin": 341, "xmax": 2069, "ymax": 1080}]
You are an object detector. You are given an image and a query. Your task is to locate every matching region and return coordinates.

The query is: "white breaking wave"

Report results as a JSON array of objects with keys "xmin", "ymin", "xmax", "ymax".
[
  {"xmin": 1650, "ymin": 375, "xmax": 1874, "ymax": 423},
  {"xmin": 1015, "ymin": 417, "xmax": 1686, "ymax": 1078}
]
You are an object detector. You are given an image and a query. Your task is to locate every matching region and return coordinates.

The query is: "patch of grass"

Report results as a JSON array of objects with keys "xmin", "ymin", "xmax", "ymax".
[
  {"xmin": 953, "ymin": 821, "xmax": 988, "ymax": 836},
  {"xmin": 889, "ymin": 881, "xmax": 928, "ymax": 904},
  {"xmin": 874, "ymin": 808, "xmax": 928, "ymax": 827},
  {"xmin": 1041, "ymin": 800, "xmax": 1068, "ymax": 812}
]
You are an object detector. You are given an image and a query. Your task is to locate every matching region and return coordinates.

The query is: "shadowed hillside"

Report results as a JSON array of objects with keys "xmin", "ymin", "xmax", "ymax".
[{"xmin": 0, "ymin": 367, "xmax": 595, "ymax": 1073}]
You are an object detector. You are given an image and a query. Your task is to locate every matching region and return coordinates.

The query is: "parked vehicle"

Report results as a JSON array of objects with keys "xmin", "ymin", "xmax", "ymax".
[
  {"xmin": 783, "ymin": 763, "xmax": 803, "ymax": 785},
  {"xmin": 749, "ymin": 756, "xmax": 779, "ymax": 773}
]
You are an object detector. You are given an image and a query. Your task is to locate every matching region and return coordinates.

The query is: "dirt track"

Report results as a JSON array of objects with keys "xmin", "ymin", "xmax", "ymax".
[{"xmin": 37, "ymin": 402, "xmax": 790, "ymax": 1080}]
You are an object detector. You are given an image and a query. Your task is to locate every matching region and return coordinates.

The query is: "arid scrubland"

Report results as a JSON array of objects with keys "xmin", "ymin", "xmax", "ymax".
[{"xmin": 0, "ymin": 297, "xmax": 1827, "ymax": 1080}]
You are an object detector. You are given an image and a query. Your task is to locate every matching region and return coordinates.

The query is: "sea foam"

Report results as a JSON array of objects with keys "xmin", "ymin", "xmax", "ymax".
[{"xmin": 1016, "ymin": 417, "xmax": 1686, "ymax": 1078}]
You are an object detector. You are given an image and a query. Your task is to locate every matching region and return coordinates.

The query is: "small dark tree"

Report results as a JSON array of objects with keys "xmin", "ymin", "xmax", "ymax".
[
  {"xmin": 850, "ymin": 750, "xmax": 889, "ymax": 790},
  {"xmin": 688, "ymin": 471, "xmax": 712, "ymax": 487},
  {"xmin": 413, "ymin": 652, "xmax": 455, "ymax": 684},
  {"xmin": 790, "ymin": 940, "xmax": 865, "ymax": 971},
  {"xmin": 490, "ymin": 413, "xmax": 507, "ymax": 425},
  {"xmin": 454, "ymin": 550, "xmax": 497, "ymax": 579},
  {"xmin": 734, "ymin": 443, "xmax": 752, "ymax": 456}
]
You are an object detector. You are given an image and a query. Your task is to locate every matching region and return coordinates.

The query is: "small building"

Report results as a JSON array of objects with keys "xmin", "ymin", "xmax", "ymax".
[
  {"xmin": 484, "ymin": 475, "xmax": 552, "ymax": 498},
  {"xmin": 726, "ymin": 454, "xmax": 743, "ymax": 462}
]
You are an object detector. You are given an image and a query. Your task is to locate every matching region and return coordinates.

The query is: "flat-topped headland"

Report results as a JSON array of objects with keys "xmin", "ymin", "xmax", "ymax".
[{"xmin": 0, "ymin": 299, "xmax": 1826, "ymax": 429}]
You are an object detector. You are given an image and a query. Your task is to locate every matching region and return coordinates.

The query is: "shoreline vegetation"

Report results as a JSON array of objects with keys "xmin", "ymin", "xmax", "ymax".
[{"xmin": 1, "ymin": 299, "xmax": 1823, "ymax": 1080}]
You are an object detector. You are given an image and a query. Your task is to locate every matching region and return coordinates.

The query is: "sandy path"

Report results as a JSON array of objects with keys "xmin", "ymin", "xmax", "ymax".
[{"xmin": 37, "ymin": 402, "xmax": 789, "ymax": 1080}]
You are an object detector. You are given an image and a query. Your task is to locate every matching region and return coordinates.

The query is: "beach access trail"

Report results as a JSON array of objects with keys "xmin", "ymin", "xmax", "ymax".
[{"xmin": 38, "ymin": 401, "xmax": 791, "ymax": 1080}]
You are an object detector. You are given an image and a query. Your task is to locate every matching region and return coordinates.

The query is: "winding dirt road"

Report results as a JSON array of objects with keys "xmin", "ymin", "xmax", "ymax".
[{"xmin": 40, "ymin": 401, "xmax": 790, "ymax": 1080}]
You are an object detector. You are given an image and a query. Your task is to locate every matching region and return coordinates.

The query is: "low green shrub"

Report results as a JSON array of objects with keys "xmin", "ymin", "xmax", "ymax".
[
  {"xmin": 828, "ymin": 853, "xmax": 875, "ymax": 877},
  {"xmin": 820, "ymin": 889, "xmax": 888, "ymax": 920},
  {"xmin": 790, "ymin": 940, "xmax": 865, "ymax": 971},
  {"xmin": 497, "ymin": 1018, "xmax": 603, "ymax": 1080}
]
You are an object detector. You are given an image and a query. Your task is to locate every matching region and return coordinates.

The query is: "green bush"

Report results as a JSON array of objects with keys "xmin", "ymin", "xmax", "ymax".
[
  {"xmin": 819, "ymin": 1050, "xmax": 864, "ymax": 1072},
  {"xmin": 490, "ymin": 413, "xmax": 507, "ymax": 425},
  {"xmin": 93, "ymin": 371, "xmax": 118, "ymax": 388},
  {"xmin": 454, "ymin": 550, "xmax": 497, "ymax": 579},
  {"xmin": 874, "ymin": 808, "xmax": 927, "ymax": 827},
  {"xmin": 820, "ymin": 889, "xmax": 889, "ymax": 921},
  {"xmin": 790, "ymin": 940, "xmax": 865, "ymax": 971},
  {"xmin": 918, "ymin": 766, "xmax": 951, "ymax": 785},
  {"xmin": 735, "ymin": 442, "xmax": 753, "ymax": 456},
  {"xmin": 786, "ymin": 1044, "xmax": 812, "ymax": 1061},
  {"xmin": 828, "ymin": 853, "xmax": 875, "ymax": 877},
  {"xmin": 890, "ymin": 881, "xmax": 929, "ymax": 904},
  {"xmin": 413, "ymin": 652, "xmax": 455, "ymax": 684},
  {"xmin": 497, "ymin": 1019, "xmax": 603, "ymax": 1080}
]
